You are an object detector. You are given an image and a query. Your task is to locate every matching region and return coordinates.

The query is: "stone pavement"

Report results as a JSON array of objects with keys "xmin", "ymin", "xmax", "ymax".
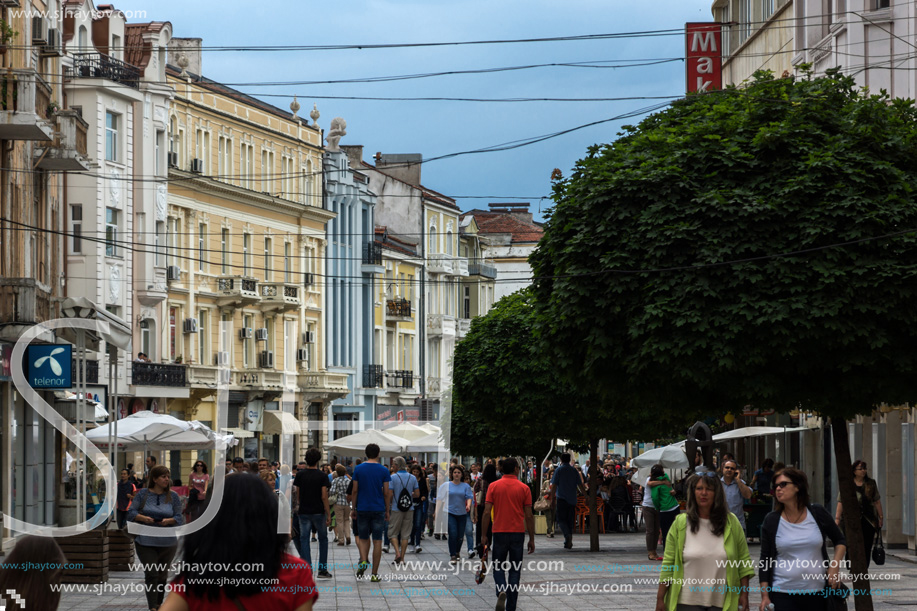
[{"xmin": 57, "ymin": 531, "xmax": 917, "ymax": 610}]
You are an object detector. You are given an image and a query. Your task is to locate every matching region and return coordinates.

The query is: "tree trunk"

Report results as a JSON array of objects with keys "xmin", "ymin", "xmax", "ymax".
[
  {"xmin": 589, "ymin": 437, "xmax": 600, "ymax": 551},
  {"xmin": 830, "ymin": 417, "xmax": 873, "ymax": 611}
]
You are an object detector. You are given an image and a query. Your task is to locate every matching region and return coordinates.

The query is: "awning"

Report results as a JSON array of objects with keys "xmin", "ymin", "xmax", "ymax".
[
  {"xmin": 223, "ymin": 427, "xmax": 254, "ymax": 439},
  {"xmin": 262, "ymin": 410, "xmax": 302, "ymax": 435},
  {"xmin": 58, "ymin": 297, "xmax": 132, "ymax": 352}
]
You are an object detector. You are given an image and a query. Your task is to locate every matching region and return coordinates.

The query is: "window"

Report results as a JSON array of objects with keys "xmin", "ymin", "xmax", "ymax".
[
  {"xmin": 218, "ymin": 136, "xmax": 232, "ymax": 180},
  {"xmin": 301, "ymin": 161, "xmax": 314, "ymax": 205},
  {"xmin": 243, "ymin": 233, "xmax": 251, "ymax": 276},
  {"xmin": 105, "ymin": 112, "xmax": 119, "ymax": 162},
  {"xmin": 446, "ymin": 229, "xmax": 453, "ymax": 255},
  {"xmin": 140, "ymin": 319, "xmax": 153, "ymax": 358},
  {"xmin": 428, "ymin": 221, "xmax": 436, "ymax": 254},
  {"xmin": 464, "ymin": 286, "xmax": 471, "ymax": 319},
  {"xmin": 220, "ymin": 312, "xmax": 232, "ymax": 360},
  {"xmin": 739, "ymin": 0, "xmax": 751, "ymax": 43},
  {"xmin": 155, "ymin": 131, "xmax": 164, "ymax": 176},
  {"xmin": 240, "ymin": 142, "xmax": 254, "ymax": 189},
  {"xmin": 407, "ymin": 274, "xmax": 414, "ymax": 302},
  {"xmin": 261, "ymin": 150, "xmax": 275, "ymax": 194},
  {"xmin": 70, "ymin": 204, "xmax": 82, "ymax": 254},
  {"xmin": 284, "ymin": 242, "xmax": 292, "ymax": 282},
  {"xmin": 281, "ymin": 155, "xmax": 294, "ymax": 199},
  {"xmin": 167, "ymin": 218, "xmax": 181, "ymax": 267},
  {"xmin": 111, "ymin": 34, "xmax": 121, "ymax": 60},
  {"xmin": 105, "ymin": 208, "xmax": 118, "ymax": 257},
  {"xmin": 198, "ymin": 223, "xmax": 206, "ymax": 271},
  {"xmin": 264, "ymin": 237, "xmax": 272, "ymax": 281},
  {"xmin": 78, "ymin": 25, "xmax": 88, "ymax": 52},
  {"xmin": 155, "ymin": 221, "xmax": 164, "ymax": 265},
  {"xmin": 221, "ymin": 228, "xmax": 230, "ymax": 274},
  {"xmin": 304, "ymin": 322, "xmax": 315, "ymax": 371},
  {"xmin": 284, "ymin": 320, "xmax": 295, "ymax": 372},
  {"xmin": 243, "ymin": 314, "xmax": 253, "ymax": 368},
  {"xmin": 198, "ymin": 310, "xmax": 208, "ymax": 363},
  {"xmin": 265, "ymin": 317, "xmax": 274, "ymax": 356},
  {"xmin": 875, "ymin": 0, "xmax": 889, "ymax": 8},
  {"xmin": 169, "ymin": 307, "xmax": 178, "ymax": 361}
]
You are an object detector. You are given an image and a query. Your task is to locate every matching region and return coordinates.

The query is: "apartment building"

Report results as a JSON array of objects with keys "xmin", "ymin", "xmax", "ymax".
[{"xmin": 161, "ymin": 40, "xmax": 344, "ymax": 469}]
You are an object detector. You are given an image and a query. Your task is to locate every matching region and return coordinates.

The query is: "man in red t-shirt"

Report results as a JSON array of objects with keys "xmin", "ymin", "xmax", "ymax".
[{"xmin": 481, "ymin": 457, "xmax": 535, "ymax": 611}]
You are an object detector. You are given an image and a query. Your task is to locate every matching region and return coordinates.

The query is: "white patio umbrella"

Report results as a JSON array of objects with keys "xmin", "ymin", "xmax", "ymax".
[
  {"xmin": 326, "ymin": 429, "xmax": 410, "ymax": 457},
  {"xmin": 86, "ymin": 410, "xmax": 234, "ymax": 451},
  {"xmin": 382, "ymin": 422, "xmax": 432, "ymax": 441},
  {"xmin": 418, "ymin": 423, "xmax": 441, "ymax": 434},
  {"xmin": 405, "ymin": 431, "xmax": 445, "ymax": 453},
  {"xmin": 631, "ymin": 444, "xmax": 690, "ymax": 483}
]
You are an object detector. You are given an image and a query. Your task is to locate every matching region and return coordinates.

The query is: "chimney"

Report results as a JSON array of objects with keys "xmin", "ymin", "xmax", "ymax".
[
  {"xmin": 488, "ymin": 203, "xmax": 533, "ymax": 224},
  {"xmin": 168, "ymin": 37, "xmax": 203, "ymax": 76},
  {"xmin": 376, "ymin": 153, "xmax": 422, "ymax": 186},
  {"xmin": 340, "ymin": 145, "xmax": 364, "ymax": 170}
]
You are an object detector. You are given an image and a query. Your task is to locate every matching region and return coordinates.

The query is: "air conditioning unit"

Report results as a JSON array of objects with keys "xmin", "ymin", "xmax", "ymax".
[
  {"xmin": 215, "ymin": 351, "xmax": 230, "ymax": 366},
  {"xmin": 301, "ymin": 331, "xmax": 315, "ymax": 344},
  {"xmin": 303, "ymin": 272, "xmax": 315, "ymax": 287},
  {"xmin": 238, "ymin": 328, "xmax": 253, "ymax": 340},
  {"xmin": 190, "ymin": 158, "xmax": 204, "ymax": 174},
  {"xmin": 32, "ymin": 17, "xmax": 48, "ymax": 45},
  {"xmin": 296, "ymin": 348, "xmax": 309, "ymax": 362},
  {"xmin": 41, "ymin": 28, "xmax": 62, "ymax": 56},
  {"xmin": 254, "ymin": 328, "xmax": 268, "ymax": 341},
  {"xmin": 182, "ymin": 318, "xmax": 198, "ymax": 334},
  {"xmin": 167, "ymin": 265, "xmax": 181, "ymax": 281},
  {"xmin": 167, "ymin": 151, "xmax": 179, "ymax": 168},
  {"xmin": 259, "ymin": 351, "xmax": 274, "ymax": 369}
]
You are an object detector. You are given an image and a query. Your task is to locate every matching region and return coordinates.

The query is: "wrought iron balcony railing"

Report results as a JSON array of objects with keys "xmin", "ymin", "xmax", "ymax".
[
  {"xmin": 362, "ymin": 242, "xmax": 382, "ymax": 266},
  {"xmin": 386, "ymin": 298, "xmax": 412, "ymax": 318},
  {"xmin": 69, "ymin": 53, "xmax": 141, "ymax": 88},
  {"xmin": 71, "ymin": 360, "xmax": 99, "ymax": 385},
  {"xmin": 363, "ymin": 364, "xmax": 384, "ymax": 388},
  {"xmin": 132, "ymin": 362, "xmax": 187, "ymax": 387},
  {"xmin": 386, "ymin": 370, "xmax": 414, "ymax": 389}
]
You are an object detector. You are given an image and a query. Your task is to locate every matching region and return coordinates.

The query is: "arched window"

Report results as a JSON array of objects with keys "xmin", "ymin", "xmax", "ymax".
[
  {"xmin": 428, "ymin": 221, "xmax": 436, "ymax": 254},
  {"xmin": 446, "ymin": 228, "xmax": 453, "ymax": 256},
  {"xmin": 78, "ymin": 26, "xmax": 88, "ymax": 53},
  {"xmin": 140, "ymin": 319, "xmax": 156, "ymax": 359}
]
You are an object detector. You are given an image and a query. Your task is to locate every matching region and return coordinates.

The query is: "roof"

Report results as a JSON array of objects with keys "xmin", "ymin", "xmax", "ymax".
[
  {"xmin": 359, "ymin": 160, "xmax": 461, "ymax": 211},
  {"xmin": 375, "ymin": 226, "xmax": 419, "ymax": 257},
  {"xmin": 461, "ymin": 210, "xmax": 543, "ymax": 244},
  {"xmin": 124, "ymin": 23, "xmax": 169, "ymax": 71}
]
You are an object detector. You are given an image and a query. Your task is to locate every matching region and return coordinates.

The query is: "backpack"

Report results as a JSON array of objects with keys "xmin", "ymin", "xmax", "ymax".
[{"xmin": 396, "ymin": 473, "xmax": 413, "ymax": 512}]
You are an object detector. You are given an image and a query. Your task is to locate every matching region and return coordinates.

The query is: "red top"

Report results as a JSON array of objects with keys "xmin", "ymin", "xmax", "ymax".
[
  {"xmin": 484, "ymin": 474, "xmax": 532, "ymax": 533},
  {"xmin": 171, "ymin": 554, "xmax": 318, "ymax": 610}
]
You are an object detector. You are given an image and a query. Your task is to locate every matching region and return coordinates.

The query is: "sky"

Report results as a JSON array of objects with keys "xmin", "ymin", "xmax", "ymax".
[{"xmin": 112, "ymin": 0, "xmax": 714, "ymax": 222}]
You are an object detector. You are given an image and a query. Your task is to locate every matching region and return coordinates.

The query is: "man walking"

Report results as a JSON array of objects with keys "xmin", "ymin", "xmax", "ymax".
[
  {"xmin": 721, "ymin": 459, "xmax": 752, "ymax": 533},
  {"xmin": 292, "ymin": 448, "xmax": 333, "ymax": 578},
  {"xmin": 388, "ymin": 456, "xmax": 419, "ymax": 563},
  {"xmin": 481, "ymin": 457, "xmax": 535, "ymax": 611},
  {"xmin": 352, "ymin": 443, "xmax": 392, "ymax": 582},
  {"xmin": 548, "ymin": 452, "xmax": 580, "ymax": 549}
]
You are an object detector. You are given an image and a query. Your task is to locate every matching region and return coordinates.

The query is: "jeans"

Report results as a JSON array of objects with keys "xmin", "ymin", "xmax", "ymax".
[
  {"xmin": 134, "ymin": 543, "xmax": 177, "ymax": 609},
  {"xmin": 116, "ymin": 509, "xmax": 128, "ymax": 530},
  {"xmin": 410, "ymin": 502, "xmax": 427, "ymax": 547},
  {"xmin": 492, "ymin": 532, "xmax": 525, "ymax": 611},
  {"xmin": 299, "ymin": 513, "xmax": 329, "ymax": 572},
  {"xmin": 659, "ymin": 509, "xmax": 679, "ymax": 553},
  {"xmin": 464, "ymin": 512, "xmax": 474, "ymax": 552},
  {"xmin": 556, "ymin": 498, "xmax": 575, "ymax": 543},
  {"xmin": 447, "ymin": 513, "xmax": 468, "ymax": 557}
]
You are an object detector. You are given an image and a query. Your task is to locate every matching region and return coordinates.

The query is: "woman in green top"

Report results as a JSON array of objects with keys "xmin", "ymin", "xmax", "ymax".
[
  {"xmin": 656, "ymin": 472, "xmax": 754, "ymax": 611},
  {"xmin": 650, "ymin": 464, "xmax": 680, "ymax": 554}
]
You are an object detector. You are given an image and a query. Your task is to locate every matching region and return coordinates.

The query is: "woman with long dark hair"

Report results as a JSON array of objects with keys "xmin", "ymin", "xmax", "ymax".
[
  {"xmin": 0, "ymin": 536, "xmax": 67, "ymax": 611},
  {"xmin": 127, "ymin": 465, "xmax": 184, "ymax": 611},
  {"xmin": 117, "ymin": 468, "xmax": 137, "ymax": 529},
  {"xmin": 474, "ymin": 463, "xmax": 498, "ymax": 554},
  {"xmin": 655, "ymin": 473, "xmax": 754, "ymax": 611},
  {"xmin": 159, "ymin": 473, "xmax": 318, "ymax": 611},
  {"xmin": 759, "ymin": 467, "xmax": 846, "ymax": 611},
  {"xmin": 187, "ymin": 460, "xmax": 209, "ymax": 522},
  {"xmin": 834, "ymin": 459, "xmax": 883, "ymax": 569}
]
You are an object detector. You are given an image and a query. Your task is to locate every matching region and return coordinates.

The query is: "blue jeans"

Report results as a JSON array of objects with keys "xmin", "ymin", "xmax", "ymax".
[
  {"xmin": 447, "ymin": 513, "xmax": 467, "ymax": 557},
  {"xmin": 299, "ymin": 514, "xmax": 328, "ymax": 572},
  {"xmin": 492, "ymin": 532, "xmax": 525, "ymax": 611},
  {"xmin": 464, "ymin": 512, "xmax": 474, "ymax": 551},
  {"xmin": 410, "ymin": 501, "xmax": 427, "ymax": 546}
]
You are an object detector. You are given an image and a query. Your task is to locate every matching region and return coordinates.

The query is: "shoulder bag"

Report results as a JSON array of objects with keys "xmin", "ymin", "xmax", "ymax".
[{"xmin": 872, "ymin": 529, "xmax": 886, "ymax": 566}]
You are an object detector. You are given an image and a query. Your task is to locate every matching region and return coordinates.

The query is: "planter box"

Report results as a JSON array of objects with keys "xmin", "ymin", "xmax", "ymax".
[{"xmin": 56, "ymin": 530, "xmax": 109, "ymax": 584}]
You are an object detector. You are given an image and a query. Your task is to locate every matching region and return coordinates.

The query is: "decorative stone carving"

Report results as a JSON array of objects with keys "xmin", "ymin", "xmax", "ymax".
[
  {"xmin": 326, "ymin": 118, "xmax": 346, "ymax": 151},
  {"xmin": 109, "ymin": 169, "xmax": 121, "ymax": 205},
  {"xmin": 109, "ymin": 266, "xmax": 121, "ymax": 303},
  {"xmin": 177, "ymin": 54, "xmax": 190, "ymax": 78},
  {"xmin": 156, "ymin": 183, "xmax": 167, "ymax": 221},
  {"xmin": 310, "ymin": 104, "xmax": 320, "ymax": 127},
  {"xmin": 290, "ymin": 96, "xmax": 301, "ymax": 119},
  {"xmin": 155, "ymin": 106, "xmax": 166, "ymax": 123}
]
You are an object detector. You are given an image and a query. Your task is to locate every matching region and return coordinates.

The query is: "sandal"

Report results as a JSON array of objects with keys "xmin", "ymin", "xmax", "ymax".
[{"xmin": 648, "ymin": 553, "xmax": 659, "ymax": 561}]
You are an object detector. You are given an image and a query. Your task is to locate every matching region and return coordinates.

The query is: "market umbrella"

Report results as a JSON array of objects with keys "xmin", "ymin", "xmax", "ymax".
[
  {"xmin": 86, "ymin": 410, "xmax": 234, "ymax": 450},
  {"xmin": 326, "ymin": 429, "xmax": 410, "ymax": 457},
  {"xmin": 631, "ymin": 444, "xmax": 690, "ymax": 483},
  {"xmin": 405, "ymin": 431, "xmax": 445, "ymax": 453},
  {"xmin": 382, "ymin": 422, "xmax": 433, "ymax": 441}
]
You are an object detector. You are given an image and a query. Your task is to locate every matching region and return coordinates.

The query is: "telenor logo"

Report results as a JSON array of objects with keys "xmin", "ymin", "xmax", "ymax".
[
  {"xmin": 34, "ymin": 347, "xmax": 66, "ymax": 375},
  {"xmin": 26, "ymin": 344, "xmax": 72, "ymax": 389}
]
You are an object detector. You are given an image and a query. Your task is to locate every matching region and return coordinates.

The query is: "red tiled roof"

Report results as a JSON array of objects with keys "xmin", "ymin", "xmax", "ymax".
[{"xmin": 469, "ymin": 212, "xmax": 543, "ymax": 244}]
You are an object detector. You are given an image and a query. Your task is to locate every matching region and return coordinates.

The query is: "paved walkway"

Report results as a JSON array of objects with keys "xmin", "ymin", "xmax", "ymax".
[{"xmin": 57, "ymin": 532, "xmax": 917, "ymax": 610}]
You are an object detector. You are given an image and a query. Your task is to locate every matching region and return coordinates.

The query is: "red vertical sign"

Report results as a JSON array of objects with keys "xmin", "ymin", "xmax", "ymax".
[{"xmin": 686, "ymin": 23, "xmax": 722, "ymax": 94}]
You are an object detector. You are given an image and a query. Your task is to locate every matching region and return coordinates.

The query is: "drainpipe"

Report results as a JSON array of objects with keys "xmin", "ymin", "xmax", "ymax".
[{"xmin": 419, "ymin": 197, "xmax": 426, "ymax": 400}]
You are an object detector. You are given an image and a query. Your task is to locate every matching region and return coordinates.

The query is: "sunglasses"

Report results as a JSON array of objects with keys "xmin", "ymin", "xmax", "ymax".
[
  {"xmin": 695, "ymin": 471, "xmax": 717, "ymax": 478},
  {"xmin": 774, "ymin": 481, "xmax": 792, "ymax": 489}
]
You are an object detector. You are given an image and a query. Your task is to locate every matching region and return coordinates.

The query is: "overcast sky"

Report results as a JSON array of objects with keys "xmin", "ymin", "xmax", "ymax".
[{"xmin": 113, "ymin": 0, "xmax": 713, "ymax": 221}]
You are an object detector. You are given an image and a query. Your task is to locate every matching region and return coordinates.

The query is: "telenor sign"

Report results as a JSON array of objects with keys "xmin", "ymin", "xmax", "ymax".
[
  {"xmin": 27, "ymin": 344, "xmax": 72, "ymax": 389},
  {"xmin": 685, "ymin": 23, "xmax": 722, "ymax": 94}
]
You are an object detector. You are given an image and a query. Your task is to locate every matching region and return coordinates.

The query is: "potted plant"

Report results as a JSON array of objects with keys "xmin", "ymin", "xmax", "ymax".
[
  {"xmin": 47, "ymin": 99, "xmax": 60, "ymax": 115},
  {"xmin": 0, "ymin": 20, "xmax": 17, "ymax": 55}
]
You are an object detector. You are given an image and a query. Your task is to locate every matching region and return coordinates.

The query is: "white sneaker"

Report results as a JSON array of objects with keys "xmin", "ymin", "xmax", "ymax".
[
  {"xmin": 411, "ymin": 545, "xmax": 417, "ymax": 553},
  {"xmin": 382, "ymin": 546, "xmax": 390, "ymax": 553},
  {"xmin": 415, "ymin": 545, "xmax": 422, "ymax": 553},
  {"xmin": 468, "ymin": 549, "xmax": 475, "ymax": 558}
]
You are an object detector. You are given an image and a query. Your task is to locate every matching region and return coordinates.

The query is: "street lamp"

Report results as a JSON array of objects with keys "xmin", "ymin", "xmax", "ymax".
[{"xmin": 61, "ymin": 302, "xmax": 94, "ymax": 525}]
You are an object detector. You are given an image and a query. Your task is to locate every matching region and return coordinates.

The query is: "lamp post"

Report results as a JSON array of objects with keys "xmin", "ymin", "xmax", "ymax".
[{"xmin": 61, "ymin": 303, "xmax": 95, "ymax": 526}]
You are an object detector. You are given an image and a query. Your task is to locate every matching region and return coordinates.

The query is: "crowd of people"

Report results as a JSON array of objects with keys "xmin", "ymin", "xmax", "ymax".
[{"xmin": 0, "ymin": 446, "xmax": 884, "ymax": 611}]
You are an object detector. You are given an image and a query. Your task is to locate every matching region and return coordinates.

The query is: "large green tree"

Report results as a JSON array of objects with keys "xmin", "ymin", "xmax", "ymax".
[{"xmin": 530, "ymin": 70, "xmax": 917, "ymax": 610}]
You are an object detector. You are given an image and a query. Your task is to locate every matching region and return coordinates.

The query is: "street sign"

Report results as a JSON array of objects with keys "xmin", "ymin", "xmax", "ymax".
[{"xmin": 26, "ymin": 344, "xmax": 72, "ymax": 389}]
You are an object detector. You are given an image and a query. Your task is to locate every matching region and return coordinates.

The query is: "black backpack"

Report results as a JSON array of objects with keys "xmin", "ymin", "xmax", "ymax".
[{"xmin": 396, "ymin": 474, "xmax": 413, "ymax": 512}]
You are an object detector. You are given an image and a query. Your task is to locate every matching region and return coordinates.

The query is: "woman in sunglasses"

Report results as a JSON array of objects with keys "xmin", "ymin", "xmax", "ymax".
[
  {"xmin": 656, "ymin": 473, "xmax": 754, "ymax": 611},
  {"xmin": 759, "ymin": 468, "xmax": 846, "ymax": 611},
  {"xmin": 187, "ymin": 460, "xmax": 209, "ymax": 522},
  {"xmin": 834, "ymin": 460, "xmax": 883, "ymax": 568}
]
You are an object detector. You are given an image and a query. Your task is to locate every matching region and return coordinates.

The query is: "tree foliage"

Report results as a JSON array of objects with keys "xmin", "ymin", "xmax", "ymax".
[{"xmin": 529, "ymin": 70, "xmax": 917, "ymax": 609}]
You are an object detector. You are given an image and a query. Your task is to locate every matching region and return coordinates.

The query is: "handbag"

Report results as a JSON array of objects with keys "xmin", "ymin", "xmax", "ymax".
[
  {"xmin": 872, "ymin": 529, "xmax": 886, "ymax": 566},
  {"xmin": 824, "ymin": 580, "xmax": 850, "ymax": 611},
  {"xmin": 533, "ymin": 497, "xmax": 550, "ymax": 512}
]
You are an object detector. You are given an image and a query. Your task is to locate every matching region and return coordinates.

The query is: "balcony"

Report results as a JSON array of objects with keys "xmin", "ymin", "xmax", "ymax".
[
  {"xmin": 453, "ymin": 259, "xmax": 469, "ymax": 276},
  {"xmin": 188, "ymin": 364, "xmax": 225, "ymax": 387},
  {"xmin": 34, "ymin": 109, "xmax": 91, "ymax": 171},
  {"xmin": 0, "ymin": 278, "xmax": 52, "ymax": 327},
  {"xmin": 216, "ymin": 275, "xmax": 260, "ymax": 307},
  {"xmin": 426, "ymin": 377, "xmax": 442, "ymax": 395},
  {"xmin": 131, "ymin": 362, "xmax": 188, "ymax": 393},
  {"xmin": 468, "ymin": 259, "xmax": 497, "ymax": 279},
  {"xmin": 260, "ymin": 282, "xmax": 301, "ymax": 312},
  {"xmin": 427, "ymin": 253, "xmax": 453, "ymax": 275},
  {"xmin": 69, "ymin": 53, "xmax": 141, "ymax": 88},
  {"xmin": 136, "ymin": 266, "xmax": 168, "ymax": 306},
  {"xmin": 385, "ymin": 370, "xmax": 414, "ymax": 390},
  {"xmin": 456, "ymin": 318, "xmax": 471, "ymax": 338},
  {"xmin": 363, "ymin": 364, "xmax": 384, "ymax": 388},
  {"xmin": 298, "ymin": 371, "xmax": 349, "ymax": 401},
  {"xmin": 0, "ymin": 68, "xmax": 55, "ymax": 141},
  {"xmin": 427, "ymin": 314, "xmax": 456, "ymax": 337},
  {"xmin": 385, "ymin": 298, "xmax": 412, "ymax": 321},
  {"xmin": 71, "ymin": 360, "xmax": 99, "ymax": 385},
  {"xmin": 362, "ymin": 242, "xmax": 384, "ymax": 274}
]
